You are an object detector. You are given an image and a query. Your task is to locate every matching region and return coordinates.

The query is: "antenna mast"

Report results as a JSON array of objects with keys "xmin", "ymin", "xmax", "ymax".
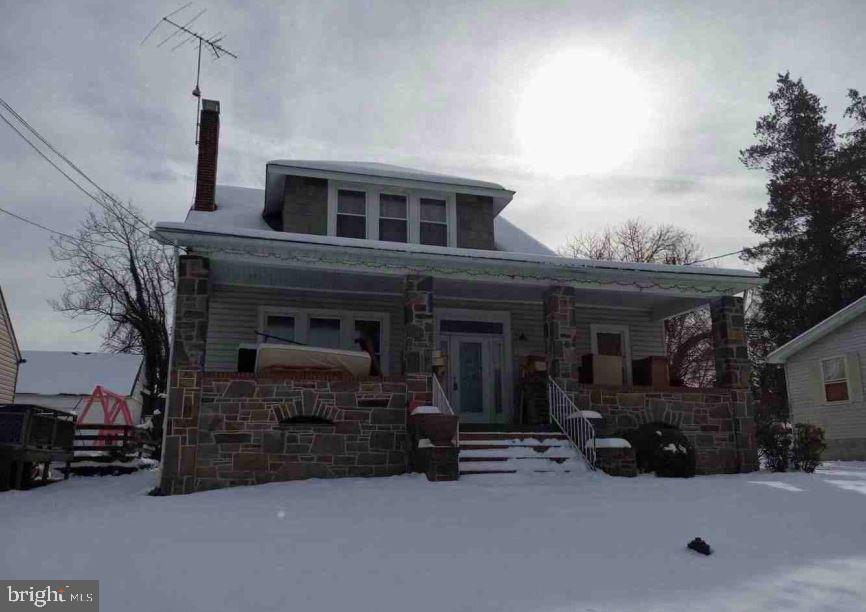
[{"xmin": 141, "ymin": 4, "xmax": 238, "ymax": 144}]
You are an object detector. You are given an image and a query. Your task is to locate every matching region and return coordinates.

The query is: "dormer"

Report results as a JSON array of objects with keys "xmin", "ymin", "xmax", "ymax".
[{"xmin": 262, "ymin": 161, "xmax": 515, "ymax": 250}]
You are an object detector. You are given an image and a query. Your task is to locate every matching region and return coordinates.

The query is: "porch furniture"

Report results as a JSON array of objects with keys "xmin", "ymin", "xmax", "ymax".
[
  {"xmin": 0, "ymin": 404, "xmax": 76, "ymax": 490},
  {"xmin": 579, "ymin": 353, "xmax": 624, "ymax": 386},
  {"xmin": 632, "ymin": 356, "xmax": 670, "ymax": 387}
]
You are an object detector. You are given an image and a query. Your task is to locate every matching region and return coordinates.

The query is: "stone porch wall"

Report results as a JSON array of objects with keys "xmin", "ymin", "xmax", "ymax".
[
  {"xmin": 562, "ymin": 381, "xmax": 758, "ymax": 474},
  {"xmin": 163, "ymin": 372, "xmax": 431, "ymax": 494}
]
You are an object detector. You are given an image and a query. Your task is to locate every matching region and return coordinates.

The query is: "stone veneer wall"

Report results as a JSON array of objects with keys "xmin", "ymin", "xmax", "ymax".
[
  {"xmin": 562, "ymin": 381, "xmax": 758, "ymax": 474},
  {"xmin": 403, "ymin": 275, "xmax": 434, "ymax": 374},
  {"xmin": 187, "ymin": 372, "xmax": 431, "ymax": 492}
]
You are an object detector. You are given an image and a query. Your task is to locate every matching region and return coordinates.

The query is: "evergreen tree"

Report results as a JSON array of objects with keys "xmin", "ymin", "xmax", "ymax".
[{"xmin": 741, "ymin": 73, "xmax": 866, "ymax": 350}]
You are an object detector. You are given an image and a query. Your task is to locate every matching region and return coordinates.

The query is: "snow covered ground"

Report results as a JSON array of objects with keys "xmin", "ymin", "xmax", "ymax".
[{"xmin": 3, "ymin": 464, "xmax": 866, "ymax": 612}]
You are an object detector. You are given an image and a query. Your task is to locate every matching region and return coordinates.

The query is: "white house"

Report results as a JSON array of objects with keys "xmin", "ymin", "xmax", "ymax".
[
  {"xmin": 0, "ymin": 285, "xmax": 21, "ymax": 404},
  {"xmin": 767, "ymin": 295, "xmax": 866, "ymax": 459}
]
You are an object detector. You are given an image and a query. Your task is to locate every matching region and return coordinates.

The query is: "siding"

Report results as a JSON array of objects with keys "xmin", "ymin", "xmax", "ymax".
[
  {"xmin": 434, "ymin": 297, "xmax": 665, "ymax": 414},
  {"xmin": 205, "ymin": 285, "xmax": 404, "ymax": 374},
  {"xmin": 206, "ymin": 287, "xmax": 666, "ymax": 379},
  {"xmin": 0, "ymin": 294, "xmax": 19, "ymax": 404},
  {"xmin": 785, "ymin": 312, "xmax": 866, "ymax": 449}
]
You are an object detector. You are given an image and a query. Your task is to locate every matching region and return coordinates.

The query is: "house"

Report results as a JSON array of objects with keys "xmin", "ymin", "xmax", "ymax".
[
  {"xmin": 767, "ymin": 295, "xmax": 866, "ymax": 459},
  {"xmin": 151, "ymin": 100, "xmax": 765, "ymax": 494},
  {"xmin": 14, "ymin": 351, "xmax": 145, "ymax": 425},
  {"xmin": 0, "ymin": 285, "xmax": 22, "ymax": 404}
]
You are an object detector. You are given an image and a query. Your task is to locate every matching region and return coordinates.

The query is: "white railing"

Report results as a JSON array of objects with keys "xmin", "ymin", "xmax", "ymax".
[
  {"xmin": 547, "ymin": 376, "xmax": 597, "ymax": 471},
  {"xmin": 432, "ymin": 374, "xmax": 459, "ymax": 446}
]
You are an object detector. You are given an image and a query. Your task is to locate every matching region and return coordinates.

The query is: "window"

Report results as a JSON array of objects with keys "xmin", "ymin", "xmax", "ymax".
[
  {"xmin": 378, "ymin": 194, "xmax": 408, "ymax": 243},
  {"xmin": 336, "ymin": 189, "xmax": 366, "ymax": 239},
  {"xmin": 263, "ymin": 315, "xmax": 295, "ymax": 344},
  {"xmin": 590, "ymin": 324, "xmax": 632, "ymax": 384},
  {"xmin": 259, "ymin": 308, "xmax": 390, "ymax": 374},
  {"xmin": 309, "ymin": 317, "xmax": 341, "ymax": 349},
  {"xmin": 821, "ymin": 356, "xmax": 849, "ymax": 402},
  {"xmin": 420, "ymin": 198, "xmax": 448, "ymax": 246}
]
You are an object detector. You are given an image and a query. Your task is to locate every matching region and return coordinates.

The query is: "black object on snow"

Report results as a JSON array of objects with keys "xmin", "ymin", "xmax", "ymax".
[{"xmin": 687, "ymin": 537, "xmax": 713, "ymax": 555}]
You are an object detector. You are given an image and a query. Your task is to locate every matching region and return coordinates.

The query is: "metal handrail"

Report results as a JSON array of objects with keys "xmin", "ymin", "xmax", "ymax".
[
  {"xmin": 547, "ymin": 376, "xmax": 597, "ymax": 471},
  {"xmin": 432, "ymin": 374, "xmax": 459, "ymax": 446}
]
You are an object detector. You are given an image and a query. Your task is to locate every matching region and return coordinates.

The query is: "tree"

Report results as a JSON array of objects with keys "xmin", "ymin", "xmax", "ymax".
[
  {"xmin": 560, "ymin": 219, "xmax": 715, "ymax": 387},
  {"xmin": 741, "ymin": 73, "xmax": 866, "ymax": 350},
  {"xmin": 51, "ymin": 195, "xmax": 174, "ymax": 418}
]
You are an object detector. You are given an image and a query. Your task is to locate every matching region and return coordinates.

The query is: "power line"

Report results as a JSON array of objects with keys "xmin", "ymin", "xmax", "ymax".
[
  {"xmin": 0, "ymin": 97, "xmax": 153, "ymax": 233},
  {"xmin": 0, "ymin": 206, "xmax": 122, "ymax": 251},
  {"xmin": 686, "ymin": 249, "xmax": 748, "ymax": 265}
]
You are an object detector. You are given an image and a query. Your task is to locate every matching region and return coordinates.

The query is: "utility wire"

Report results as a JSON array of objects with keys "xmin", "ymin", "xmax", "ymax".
[
  {"xmin": 0, "ymin": 97, "xmax": 153, "ymax": 234},
  {"xmin": 0, "ymin": 205, "xmax": 124, "ymax": 251},
  {"xmin": 686, "ymin": 249, "xmax": 748, "ymax": 265}
]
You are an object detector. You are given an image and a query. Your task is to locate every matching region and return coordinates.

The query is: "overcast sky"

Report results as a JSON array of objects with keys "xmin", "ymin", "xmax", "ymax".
[{"xmin": 1, "ymin": 0, "xmax": 864, "ymax": 352}]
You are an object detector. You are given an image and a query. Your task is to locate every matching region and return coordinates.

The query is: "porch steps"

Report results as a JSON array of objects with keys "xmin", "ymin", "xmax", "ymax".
[{"xmin": 458, "ymin": 431, "xmax": 585, "ymax": 475}]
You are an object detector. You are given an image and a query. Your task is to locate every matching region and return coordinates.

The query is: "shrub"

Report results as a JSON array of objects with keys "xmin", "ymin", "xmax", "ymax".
[
  {"xmin": 756, "ymin": 417, "xmax": 792, "ymax": 472},
  {"xmin": 792, "ymin": 423, "xmax": 826, "ymax": 473},
  {"xmin": 621, "ymin": 422, "xmax": 695, "ymax": 478}
]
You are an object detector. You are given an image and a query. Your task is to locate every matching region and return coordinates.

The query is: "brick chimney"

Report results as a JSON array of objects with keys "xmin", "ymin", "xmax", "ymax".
[{"xmin": 193, "ymin": 99, "xmax": 220, "ymax": 211}]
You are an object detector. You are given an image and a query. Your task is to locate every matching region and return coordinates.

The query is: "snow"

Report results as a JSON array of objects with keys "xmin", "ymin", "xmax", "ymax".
[
  {"xmin": 15, "ymin": 351, "xmax": 143, "ymax": 396},
  {"xmin": 410, "ymin": 405, "xmax": 441, "ymax": 415},
  {"xmin": 591, "ymin": 438, "xmax": 632, "ymax": 449},
  {"xmin": 566, "ymin": 410, "xmax": 602, "ymax": 420},
  {"xmin": 4, "ymin": 464, "xmax": 866, "ymax": 611},
  {"xmin": 268, "ymin": 160, "xmax": 510, "ymax": 192}
]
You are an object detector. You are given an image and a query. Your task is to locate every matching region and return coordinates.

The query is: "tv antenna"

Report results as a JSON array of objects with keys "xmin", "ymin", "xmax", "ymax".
[{"xmin": 141, "ymin": 3, "xmax": 238, "ymax": 144}]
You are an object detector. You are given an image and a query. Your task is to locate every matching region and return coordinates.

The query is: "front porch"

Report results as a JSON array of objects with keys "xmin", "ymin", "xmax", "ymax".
[{"xmin": 159, "ymin": 253, "xmax": 758, "ymax": 493}]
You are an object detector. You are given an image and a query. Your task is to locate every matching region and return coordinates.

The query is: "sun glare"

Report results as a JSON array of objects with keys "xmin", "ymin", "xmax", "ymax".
[{"xmin": 517, "ymin": 49, "xmax": 653, "ymax": 176}]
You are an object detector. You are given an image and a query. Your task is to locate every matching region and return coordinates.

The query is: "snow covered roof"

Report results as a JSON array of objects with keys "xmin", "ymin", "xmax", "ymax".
[
  {"xmin": 0, "ymin": 285, "xmax": 21, "ymax": 362},
  {"xmin": 184, "ymin": 185, "xmax": 554, "ymax": 256},
  {"xmin": 264, "ymin": 160, "xmax": 515, "ymax": 219},
  {"xmin": 766, "ymin": 294, "xmax": 866, "ymax": 364},
  {"xmin": 268, "ymin": 160, "xmax": 509, "ymax": 191},
  {"xmin": 16, "ymin": 351, "xmax": 144, "ymax": 396}
]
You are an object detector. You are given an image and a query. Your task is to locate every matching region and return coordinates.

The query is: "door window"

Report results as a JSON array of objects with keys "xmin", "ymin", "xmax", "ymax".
[{"xmin": 458, "ymin": 342, "xmax": 484, "ymax": 413}]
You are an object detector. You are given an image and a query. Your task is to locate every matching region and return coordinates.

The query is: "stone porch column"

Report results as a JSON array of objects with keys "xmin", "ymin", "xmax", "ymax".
[
  {"xmin": 403, "ymin": 275, "xmax": 434, "ymax": 375},
  {"xmin": 160, "ymin": 255, "xmax": 211, "ymax": 495},
  {"xmin": 543, "ymin": 286, "xmax": 579, "ymax": 381},
  {"xmin": 710, "ymin": 296, "xmax": 749, "ymax": 388},
  {"xmin": 710, "ymin": 295, "xmax": 758, "ymax": 472}
]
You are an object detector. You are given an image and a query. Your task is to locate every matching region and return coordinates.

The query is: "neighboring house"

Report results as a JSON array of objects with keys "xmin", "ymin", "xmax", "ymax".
[
  {"xmin": 0, "ymin": 285, "xmax": 22, "ymax": 404},
  {"xmin": 14, "ymin": 351, "xmax": 145, "ymax": 425},
  {"xmin": 767, "ymin": 295, "xmax": 866, "ymax": 460},
  {"xmin": 151, "ymin": 100, "xmax": 765, "ymax": 494}
]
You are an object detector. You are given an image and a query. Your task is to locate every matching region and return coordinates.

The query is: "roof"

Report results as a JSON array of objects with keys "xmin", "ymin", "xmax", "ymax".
[
  {"xmin": 15, "ymin": 351, "xmax": 144, "ymax": 396},
  {"xmin": 264, "ymin": 160, "xmax": 516, "ymax": 220},
  {"xmin": 185, "ymin": 185, "xmax": 555, "ymax": 256},
  {"xmin": 0, "ymin": 285, "xmax": 21, "ymax": 362},
  {"xmin": 268, "ymin": 160, "xmax": 509, "ymax": 192},
  {"xmin": 767, "ymin": 295, "xmax": 866, "ymax": 364}
]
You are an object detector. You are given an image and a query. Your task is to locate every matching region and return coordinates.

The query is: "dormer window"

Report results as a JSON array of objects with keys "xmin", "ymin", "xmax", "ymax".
[
  {"xmin": 419, "ymin": 198, "xmax": 447, "ymax": 246},
  {"xmin": 327, "ymin": 182, "xmax": 456, "ymax": 246},
  {"xmin": 336, "ymin": 189, "xmax": 366, "ymax": 239},
  {"xmin": 378, "ymin": 193, "xmax": 408, "ymax": 243}
]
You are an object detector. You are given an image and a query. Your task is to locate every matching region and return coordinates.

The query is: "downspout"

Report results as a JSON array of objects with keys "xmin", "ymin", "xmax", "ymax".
[{"xmin": 157, "ymin": 246, "xmax": 180, "ymax": 489}]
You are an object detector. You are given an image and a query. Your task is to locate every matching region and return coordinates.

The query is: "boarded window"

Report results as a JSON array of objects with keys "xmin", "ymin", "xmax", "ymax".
[{"xmin": 821, "ymin": 356, "xmax": 849, "ymax": 402}]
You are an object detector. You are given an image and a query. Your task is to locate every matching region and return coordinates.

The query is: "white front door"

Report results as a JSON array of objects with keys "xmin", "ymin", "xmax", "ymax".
[{"xmin": 441, "ymin": 333, "xmax": 505, "ymax": 423}]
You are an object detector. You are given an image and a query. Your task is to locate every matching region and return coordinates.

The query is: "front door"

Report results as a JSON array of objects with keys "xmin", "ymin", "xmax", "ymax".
[{"xmin": 442, "ymin": 333, "xmax": 505, "ymax": 423}]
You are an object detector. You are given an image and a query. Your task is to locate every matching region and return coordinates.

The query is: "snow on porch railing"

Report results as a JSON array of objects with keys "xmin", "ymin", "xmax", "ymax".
[{"xmin": 547, "ymin": 376, "xmax": 597, "ymax": 471}]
